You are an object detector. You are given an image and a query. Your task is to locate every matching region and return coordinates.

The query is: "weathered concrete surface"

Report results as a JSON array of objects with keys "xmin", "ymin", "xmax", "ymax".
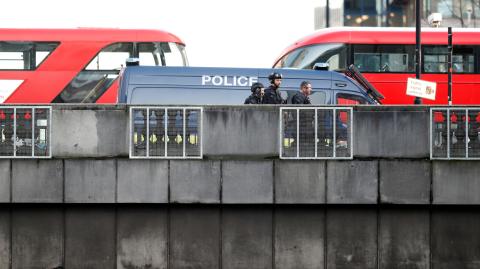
[
  {"xmin": 170, "ymin": 161, "xmax": 221, "ymax": 203},
  {"xmin": 380, "ymin": 160, "xmax": 431, "ymax": 204},
  {"xmin": 117, "ymin": 207, "xmax": 168, "ymax": 269},
  {"xmin": 354, "ymin": 107, "xmax": 429, "ymax": 158},
  {"xmin": 327, "ymin": 161, "xmax": 378, "ymax": 204},
  {"xmin": 65, "ymin": 207, "xmax": 116, "ymax": 269},
  {"xmin": 379, "ymin": 209, "xmax": 430, "ymax": 269},
  {"xmin": 11, "ymin": 208, "xmax": 63, "ymax": 269},
  {"xmin": 0, "ymin": 209, "xmax": 9, "ymax": 269},
  {"xmin": 433, "ymin": 161, "xmax": 480, "ymax": 204},
  {"xmin": 222, "ymin": 161, "xmax": 273, "ymax": 204},
  {"xmin": 117, "ymin": 160, "xmax": 168, "ymax": 203},
  {"xmin": 326, "ymin": 208, "xmax": 377, "ymax": 269},
  {"xmin": 52, "ymin": 109, "xmax": 128, "ymax": 157},
  {"xmin": 432, "ymin": 209, "xmax": 480, "ymax": 269},
  {"xmin": 275, "ymin": 208, "xmax": 325, "ymax": 269},
  {"xmin": 65, "ymin": 160, "xmax": 116, "ymax": 203},
  {"xmin": 203, "ymin": 107, "xmax": 278, "ymax": 157},
  {"xmin": 222, "ymin": 208, "xmax": 272, "ymax": 269},
  {"xmin": 275, "ymin": 160, "xmax": 325, "ymax": 204},
  {"xmin": 170, "ymin": 207, "xmax": 220, "ymax": 269},
  {"xmin": 0, "ymin": 161, "xmax": 10, "ymax": 203},
  {"xmin": 12, "ymin": 160, "xmax": 63, "ymax": 203}
]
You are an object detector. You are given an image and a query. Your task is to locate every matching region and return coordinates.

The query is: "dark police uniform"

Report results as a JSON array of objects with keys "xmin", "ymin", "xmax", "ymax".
[
  {"xmin": 291, "ymin": 92, "xmax": 311, "ymax": 104},
  {"xmin": 264, "ymin": 85, "xmax": 285, "ymax": 104},
  {"xmin": 244, "ymin": 94, "xmax": 263, "ymax": 104}
]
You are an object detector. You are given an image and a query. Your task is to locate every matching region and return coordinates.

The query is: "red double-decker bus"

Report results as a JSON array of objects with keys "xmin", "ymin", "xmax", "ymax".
[
  {"xmin": 274, "ymin": 27, "xmax": 480, "ymax": 105},
  {"xmin": 0, "ymin": 28, "xmax": 188, "ymax": 103}
]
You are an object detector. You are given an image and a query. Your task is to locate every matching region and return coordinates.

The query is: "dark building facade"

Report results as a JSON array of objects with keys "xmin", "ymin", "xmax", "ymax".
[{"xmin": 315, "ymin": 0, "xmax": 480, "ymax": 28}]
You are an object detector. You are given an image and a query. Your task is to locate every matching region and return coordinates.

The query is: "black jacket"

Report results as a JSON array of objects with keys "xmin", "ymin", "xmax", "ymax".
[
  {"xmin": 264, "ymin": 85, "xmax": 285, "ymax": 104},
  {"xmin": 291, "ymin": 92, "xmax": 311, "ymax": 104},
  {"xmin": 244, "ymin": 94, "xmax": 263, "ymax": 104}
]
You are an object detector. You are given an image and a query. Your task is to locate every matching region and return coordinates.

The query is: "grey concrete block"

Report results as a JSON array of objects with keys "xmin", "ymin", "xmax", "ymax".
[
  {"xmin": 379, "ymin": 209, "xmax": 430, "ymax": 269},
  {"xmin": 65, "ymin": 207, "xmax": 116, "ymax": 269},
  {"xmin": 203, "ymin": 107, "xmax": 278, "ymax": 157},
  {"xmin": 222, "ymin": 161, "xmax": 273, "ymax": 204},
  {"xmin": 117, "ymin": 207, "xmax": 168, "ymax": 269},
  {"xmin": 432, "ymin": 209, "xmax": 480, "ymax": 269},
  {"xmin": 380, "ymin": 160, "xmax": 431, "ymax": 204},
  {"xmin": 0, "ymin": 210, "xmax": 9, "ymax": 269},
  {"xmin": 222, "ymin": 208, "xmax": 272, "ymax": 269},
  {"xmin": 170, "ymin": 161, "xmax": 220, "ymax": 203},
  {"xmin": 354, "ymin": 108, "xmax": 429, "ymax": 158},
  {"xmin": 0, "ymin": 161, "xmax": 10, "ymax": 203},
  {"xmin": 65, "ymin": 160, "xmax": 116, "ymax": 203},
  {"xmin": 117, "ymin": 160, "xmax": 168, "ymax": 203},
  {"xmin": 275, "ymin": 208, "xmax": 324, "ymax": 269},
  {"xmin": 327, "ymin": 161, "xmax": 378, "ymax": 204},
  {"xmin": 52, "ymin": 109, "xmax": 128, "ymax": 157},
  {"xmin": 433, "ymin": 161, "xmax": 480, "ymax": 204},
  {"xmin": 326, "ymin": 209, "xmax": 377, "ymax": 269},
  {"xmin": 275, "ymin": 160, "xmax": 325, "ymax": 204},
  {"xmin": 12, "ymin": 208, "xmax": 63, "ymax": 269},
  {"xmin": 12, "ymin": 160, "xmax": 63, "ymax": 203},
  {"xmin": 170, "ymin": 207, "xmax": 220, "ymax": 269}
]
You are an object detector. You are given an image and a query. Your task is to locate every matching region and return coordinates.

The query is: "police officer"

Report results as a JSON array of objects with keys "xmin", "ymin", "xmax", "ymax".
[
  {"xmin": 244, "ymin": 82, "xmax": 265, "ymax": 104},
  {"xmin": 292, "ymin": 81, "xmax": 312, "ymax": 104},
  {"xmin": 264, "ymin": 72, "xmax": 285, "ymax": 104}
]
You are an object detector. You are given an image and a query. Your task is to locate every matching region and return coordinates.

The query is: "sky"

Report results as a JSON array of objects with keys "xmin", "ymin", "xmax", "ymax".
[{"xmin": 1, "ymin": 0, "xmax": 319, "ymax": 67}]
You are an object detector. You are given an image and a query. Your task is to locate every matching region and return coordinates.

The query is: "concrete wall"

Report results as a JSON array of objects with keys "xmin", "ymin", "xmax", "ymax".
[{"xmin": 0, "ymin": 206, "xmax": 478, "ymax": 269}]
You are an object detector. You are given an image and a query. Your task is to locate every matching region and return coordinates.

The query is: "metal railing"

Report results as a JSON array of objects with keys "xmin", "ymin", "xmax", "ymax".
[
  {"xmin": 0, "ymin": 106, "xmax": 51, "ymax": 158},
  {"xmin": 280, "ymin": 107, "xmax": 353, "ymax": 159},
  {"xmin": 431, "ymin": 107, "xmax": 480, "ymax": 159},
  {"xmin": 129, "ymin": 107, "xmax": 203, "ymax": 159}
]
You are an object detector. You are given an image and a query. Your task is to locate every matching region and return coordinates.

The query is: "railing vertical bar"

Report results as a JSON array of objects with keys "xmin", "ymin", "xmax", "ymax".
[
  {"xmin": 13, "ymin": 108, "xmax": 16, "ymax": 157},
  {"xmin": 315, "ymin": 109, "xmax": 318, "ymax": 158},
  {"xmin": 296, "ymin": 109, "xmax": 300, "ymax": 158},
  {"xmin": 164, "ymin": 108, "xmax": 168, "ymax": 157},
  {"xmin": 447, "ymin": 109, "xmax": 450, "ymax": 159},
  {"xmin": 183, "ymin": 108, "xmax": 186, "ymax": 158},
  {"xmin": 333, "ymin": 108, "xmax": 336, "ymax": 158},
  {"xmin": 31, "ymin": 108, "xmax": 35, "ymax": 157},
  {"xmin": 146, "ymin": 108, "xmax": 150, "ymax": 157}
]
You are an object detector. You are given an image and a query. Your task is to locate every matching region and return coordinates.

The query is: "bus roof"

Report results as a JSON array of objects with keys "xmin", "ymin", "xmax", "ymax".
[
  {"xmin": 0, "ymin": 28, "xmax": 185, "ymax": 44},
  {"xmin": 276, "ymin": 27, "xmax": 480, "ymax": 65}
]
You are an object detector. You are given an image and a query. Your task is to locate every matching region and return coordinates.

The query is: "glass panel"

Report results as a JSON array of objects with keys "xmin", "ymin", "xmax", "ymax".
[
  {"xmin": 432, "ymin": 110, "xmax": 447, "ymax": 158},
  {"xmin": 148, "ymin": 109, "xmax": 165, "ymax": 157},
  {"xmin": 274, "ymin": 43, "xmax": 347, "ymax": 70},
  {"xmin": 132, "ymin": 108, "xmax": 147, "ymax": 157},
  {"xmin": 299, "ymin": 109, "xmax": 316, "ymax": 157},
  {"xmin": 336, "ymin": 109, "xmax": 351, "ymax": 158},
  {"xmin": 449, "ymin": 110, "xmax": 466, "ymax": 158},
  {"xmin": 423, "ymin": 45, "xmax": 474, "ymax": 74},
  {"xmin": 282, "ymin": 109, "xmax": 297, "ymax": 158},
  {"xmin": 0, "ymin": 108, "xmax": 15, "ymax": 156},
  {"xmin": 138, "ymin": 42, "xmax": 164, "ymax": 66},
  {"xmin": 317, "ymin": 109, "xmax": 334, "ymax": 157},
  {"xmin": 166, "ymin": 108, "xmax": 184, "ymax": 157},
  {"xmin": 163, "ymin": 42, "xmax": 188, "ymax": 66},
  {"xmin": 337, "ymin": 93, "xmax": 368, "ymax": 105},
  {"xmin": 0, "ymin": 42, "xmax": 58, "ymax": 70},
  {"xmin": 468, "ymin": 110, "xmax": 480, "ymax": 158},
  {"xmin": 85, "ymin": 43, "xmax": 133, "ymax": 70},
  {"xmin": 15, "ymin": 108, "xmax": 33, "ymax": 156},
  {"xmin": 354, "ymin": 45, "xmax": 414, "ymax": 73},
  {"xmin": 34, "ymin": 108, "xmax": 49, "ymax": 157},
  {"xmin": 186, "ymin": 109, "xmax": 201, "ymax": 157},
  {"xmin": 54, "ymin": 71, "xmax": 118, "ymax": 103}
]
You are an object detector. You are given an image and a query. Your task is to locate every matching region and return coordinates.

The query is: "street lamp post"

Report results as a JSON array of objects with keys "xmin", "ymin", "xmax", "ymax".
[{"xmin": 414, "ymin": 0, "xmax": 422, "ymax": 104}]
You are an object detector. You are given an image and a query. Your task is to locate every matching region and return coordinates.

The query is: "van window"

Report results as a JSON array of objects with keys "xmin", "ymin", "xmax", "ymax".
[{"xmin": 337, "ymin": 93, "xmax": 368, "ymax": 105}]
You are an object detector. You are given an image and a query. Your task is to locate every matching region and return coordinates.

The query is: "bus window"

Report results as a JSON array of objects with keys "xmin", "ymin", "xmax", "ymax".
[
  {"xmin": 274, "ymin": 43, "xmax": 347, "ymax": 70},
  {"xmin": 85, "ymin": 43, "xmax": 133, "ymax": 70},
  {"xmin": 0, "ymin": 42, "xmax": 58, "ymax": 70},
  {"xmin": 161, "ymin": 42, "xmax": 188, "ymax": 66},
  {"xmin": 336, "ymin": 93, "xmax": 368, "ymax": 105},
  {"xmin": 138, "ymin": 43, "xmax": 165, "ymax": 66},
  {"xmin": 423, "ymin": 45, "xmax": 474, "ymax": 74},
  {"xmin": 353, "ymin": 44, "xmax": 414, "ymax": 73}
]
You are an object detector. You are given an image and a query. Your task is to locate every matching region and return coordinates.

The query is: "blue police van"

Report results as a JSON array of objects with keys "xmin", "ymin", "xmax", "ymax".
[{"xmin": 118, "ymin": 64, "xmax": 383, "ymax": 105}]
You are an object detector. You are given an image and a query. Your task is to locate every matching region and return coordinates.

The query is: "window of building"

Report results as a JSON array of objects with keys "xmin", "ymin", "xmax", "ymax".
[{"xmin": 0, "ymin": 42, "xmax": 58, "ymax": 70}]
